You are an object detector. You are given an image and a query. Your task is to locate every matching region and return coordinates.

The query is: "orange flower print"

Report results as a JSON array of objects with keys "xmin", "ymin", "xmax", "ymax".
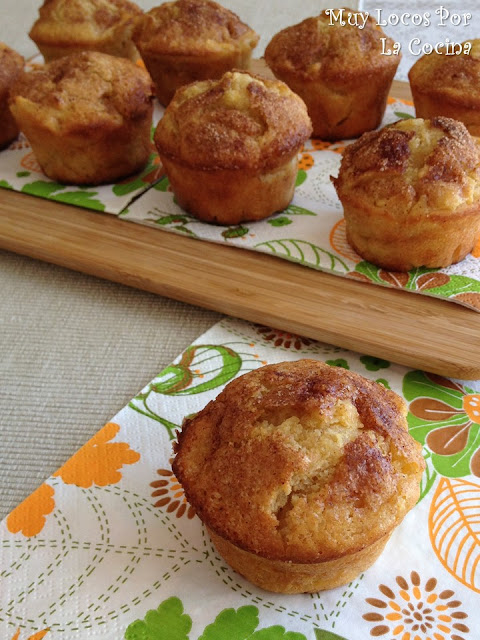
[
  {"xmin": 54, "ymin": 422, "xmax": 140, "ymax": 488},
  {"xmin": 6, "ymin": 483, "xmax": 55, "ymax": 538},
  {"xmin": 255, "ymin": 326, "xmax": 313, "ymax": 350},
  {"xmin": 20, "ymin": 152, "xmax": 42, "ymax": 173},
  {"xmin": 151, "ymin": 460, "xmax": 195, "ymax": 519},
  {"xmin": 8, "ymin": 133, "xmax": 30, "ymax": 151},
  {"xmin": 298, "ymin": 153, "xmax": 314, "ymax": 171},
  {"xmin": 363, "ymin": 571, "xmax": 469, "ymax": 640},
  {"xmin": 311, "ymin": 138, "xmax": 347, "ymax": 154},
  {"xmin": 10, "ymin": 629, "xmax": 49, "ymax": 640}
]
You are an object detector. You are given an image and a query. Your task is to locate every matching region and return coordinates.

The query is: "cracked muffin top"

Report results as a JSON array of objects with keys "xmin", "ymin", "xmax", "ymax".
[
  {"xmin": 133, "ymin": 0, "xmax": 258, "ymax": 56},
  {"xmin": 9, "ymin": 51, "xmax": 154, "ymax": 135},
  {"xmin": 409, "ymin": 40, "xmax": 480, "ymax": 104},
  {"xmin": 264, "ymin": 8, "xmax": 398, "ymax": 82},
  {"xmin": 0, "ymin": 43, "xmax": 24, "ymax": 103},
  {"xmin": 154, "ymin": 70, "xmax": 312, "ymax": 173},
  {"xmin": 29, "ymin": 0, "xmax": 142, "ymax": 53},
  {"xmin": 173, "ymin": 360, "xmax": 424, "ymax": 564},
  {"xmin": 333, "ymin": 117, "xmax": 480, "ymax": 215}
]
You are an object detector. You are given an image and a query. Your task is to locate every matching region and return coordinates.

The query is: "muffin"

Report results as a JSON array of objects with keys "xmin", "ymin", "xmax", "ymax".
[
  {"xmin": 133, "ymin": 0, "xmax": 259, "ymax": 106},
  {"xmin": 154, "ymin": 70, "xmax": 312, "ymax": 224},
  {"xmin": 29, "ymin": 0, "xmax": 143, "ymax": 63},
  {"xmin": 9, "ymin": 51, "xmax": 154, "ymax": 185},
  {"xmin": 173, "ymin": 360, "xmax": 425, "ymax": 594},
  {"xmin": 264, "ymin": 9, "xmax": 400, "ymax": 141},
  {"xmin": 0, "ymin": 43, "xmax": 24, "ymax": 149},
  {"xmin": 409, "ymin": 40, "xmax": 480, "ymax": 136},
  {"xmin": 332, "ymin": 117, "xmax": 480, "ymax": 272}
]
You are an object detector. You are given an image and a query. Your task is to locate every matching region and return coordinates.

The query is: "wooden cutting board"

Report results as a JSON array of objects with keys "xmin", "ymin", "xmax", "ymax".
[{"xmin": 0, "ymin": 72, "xmax": 478, "ymax": 380}]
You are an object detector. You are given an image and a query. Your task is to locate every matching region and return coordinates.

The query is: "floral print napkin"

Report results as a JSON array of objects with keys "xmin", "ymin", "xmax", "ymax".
[
  {"xmin": 123, "ymin": 97, "xmax": 480, "ymax": 312},
  {"xmin": 1, "ymin": 317, "xmax": 479, "ymax": 640},
  {"xmin": 0, "ymin": 129, "xmax": 161, "ymax": 216}
]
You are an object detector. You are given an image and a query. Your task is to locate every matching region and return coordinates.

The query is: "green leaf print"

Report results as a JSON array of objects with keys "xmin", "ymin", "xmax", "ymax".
[
  {"xmin": 222, "ymin": 225, "xmax": 249, "ymax": 239},
  {"xmin": 425, "ymin": 274, "xmax": 480, "ymax": 297},
  {"xmin": 156, "ymin": 345, "xmax": 242, "ymax": 396},
  {"xmin": 354, "ymin": 261, "xmax": 384, "ymax": 284},
  {"xmin": 250, "ymin": 629, "xmax": 307, "ymax": 639},
  {"xmin": 418, "ymin": 450, "xmax": 438, "ymax": 502},
  {"xmin": 403, "ymin": 371, "xmax": 480, "ymax": 479},
  {"xmin": 49, "ymin": 190, "xmax": 105, "ymax": 210},
  {"xmin": 113, "ymin": 177, "xmax": 146, "ymax": 196},
  {"xmin": 0, "ymin": 179, "xmax": 13, "ymax": 189},
  {"xmin": 295, "ymin": 169, "xmax": 307, "ymax": 187},
  {"xmin": 314, "ymin": 630, "xmax": 349, "ymax": 640},
  {"xmin": 403, "ymin": 371, "xmax": 467, "ymax": 409},
  {"xmin": 268, "ymin": 217, "xmax": 292, "ymax": 227},
  {"xmin": 394, "ymin": 111, "xmax": 414, "ymax": 120},
  {"xmin": 360, "ymin": 355, "xmax": 390, "ymax": 372},
  {"xmin": 154, "ymin": 175, "xmax": 170, "ymax": 191},
  {"xmin": 129, "ymin": 345, "xmax": 242, "ymax": 438},
  {"xmin": 153, "ymin": 215, "xmax": 192, "ymax": 225},
  {"xmin": 21, "ymin": 180, "xmax": 104, "ymax": 210},
  {"xmin": 147, "ymin": 211, "xmax": 197, "ymax": 237},
  {"xmin": 375, "ymin": 378, "xmax": 391, "ymax": 389},
  {"xmin": 326, "ymin": 359, "xmax": 349, "ymax": 369},
  {"xmin": 125, "ymin": 596, "xmax": 192, "ymax": 640},
  {"xmin": 283, "ymin": 204, "xmax": 317, "ymax": 216},
  {"xmin": 199, "ymin": 606, "xmax": 259, "ymax": 640},
  {"xmin": 255, "ymin": 239, "xmax": 349, "ymax": 272},
  {"xmin": 21, "ymin": 180, "xmax": 67, "ymax": 197},
  {"xmin": 126, "ymin": 601, "xmax": 308, "ymax": 640}
]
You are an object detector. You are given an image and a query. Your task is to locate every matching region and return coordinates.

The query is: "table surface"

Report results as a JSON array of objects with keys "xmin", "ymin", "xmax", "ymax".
[{"xmin": 1, "ymin": 0, "xmax": 480, "ymax": 521}]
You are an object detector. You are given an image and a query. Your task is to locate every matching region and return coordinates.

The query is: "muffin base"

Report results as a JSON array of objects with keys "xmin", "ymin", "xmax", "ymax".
[
  {"xmin": 15, "ymin": 117, "xmax": 152, "ymax": 185},
  {"xmin": 410, "ymin": 87, "xmax": 480, "ymax": 137},
  {"xmin": 160, "ymin": 155, "xmax": 298, "ymax": 224},
  {"xmin": 343, "ymin": 199, "xmax": 480, "ymax": 272},
  {"xmin": 208, "ymin": 527, "xmax": 391, "ymax": 594},
  {"xmin": 267, "ymin": 67, "xmax": 397, "ymax": 141},
  {"xmin": 142, "ymin": 49, "xmax": 254, "ymax": 106}
]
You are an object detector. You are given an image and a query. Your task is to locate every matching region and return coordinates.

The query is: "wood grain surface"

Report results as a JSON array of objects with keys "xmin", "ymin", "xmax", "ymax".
[
  {"xmin": 0, "ymin": 187, "xmax": 478, "ymax": 380},
  {"xmin": 0, "ymin": 75, "xmax": 478, "ymax": 380}
]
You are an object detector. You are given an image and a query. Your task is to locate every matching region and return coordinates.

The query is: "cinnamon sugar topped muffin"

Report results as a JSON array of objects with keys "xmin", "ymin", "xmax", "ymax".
[
  {"xmin": 173, "ymin": 360, "xmax": 425, "ymax": 593},
  {"xmin": 333, "ymin": 116, "xmax": 480, "ymax": 271},
  {"xmin": 9, "ymin": 51, "xmax": 154, "ymax": 185},
  {"xmin": 154, "ymin": 70, "xmax": 312, "ymax": 224},
  {"xmin": 264, "ymin": 9, "xmax": 400, "ymax": 140},
  {"xmin": 133, "ymin": 0, "xmax": 259, "ymax": 105},
  {"xmin": 409, "ymin": 40, "xmax": 480, "ymax": 136},
  {"xmin": 29, "ymin": 0, "xmax": 143, "ymax": 62},
  {"xmin": 0, "ymin": 43, "xmax": 24, "ymax": 149}
]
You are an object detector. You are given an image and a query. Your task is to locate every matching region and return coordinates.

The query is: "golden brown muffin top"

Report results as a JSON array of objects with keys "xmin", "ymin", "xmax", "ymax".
[
  {"xmin": 154, "ymin": 70, "xmax": 312, "ymax": 172},
  {"xmin": 265, "ymin": 8, "xmax": 399, "ymax": 82},
  {"xmin": 29, "ymin": 0, "xmax": 142, "ymax": 46},
  {"xmin": 0, "ymin": 43, "xmax": 24, "ymax": 103},
  {"xmin": 133, "ymin": 0, "xmax": 258, "ymax": 56},
  {"xmin": 173, "ymin": 360, "xmax": 424, "ymax": 563},
  {"xmin": 9, "ymin": 51, "xmax": 153, "ymax": 134},
  {"xmin": 333, "ymin": 117, "xmax": 480, "ymax": 215},
  {"xmin": 409, "ymin": 40, "xmax": 480, "ymax": 107}
]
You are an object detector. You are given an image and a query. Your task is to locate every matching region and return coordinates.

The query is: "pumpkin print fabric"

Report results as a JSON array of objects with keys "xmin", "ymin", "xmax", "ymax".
[{"xmin": 1, "ymin": 316, "xmax": 479, "ymax": 639}]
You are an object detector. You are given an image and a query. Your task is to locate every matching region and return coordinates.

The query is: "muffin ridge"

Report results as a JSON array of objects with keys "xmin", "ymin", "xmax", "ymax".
[{"xmin": 155, "ymin": 70, "xmax": 312, "ymax": 173}]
